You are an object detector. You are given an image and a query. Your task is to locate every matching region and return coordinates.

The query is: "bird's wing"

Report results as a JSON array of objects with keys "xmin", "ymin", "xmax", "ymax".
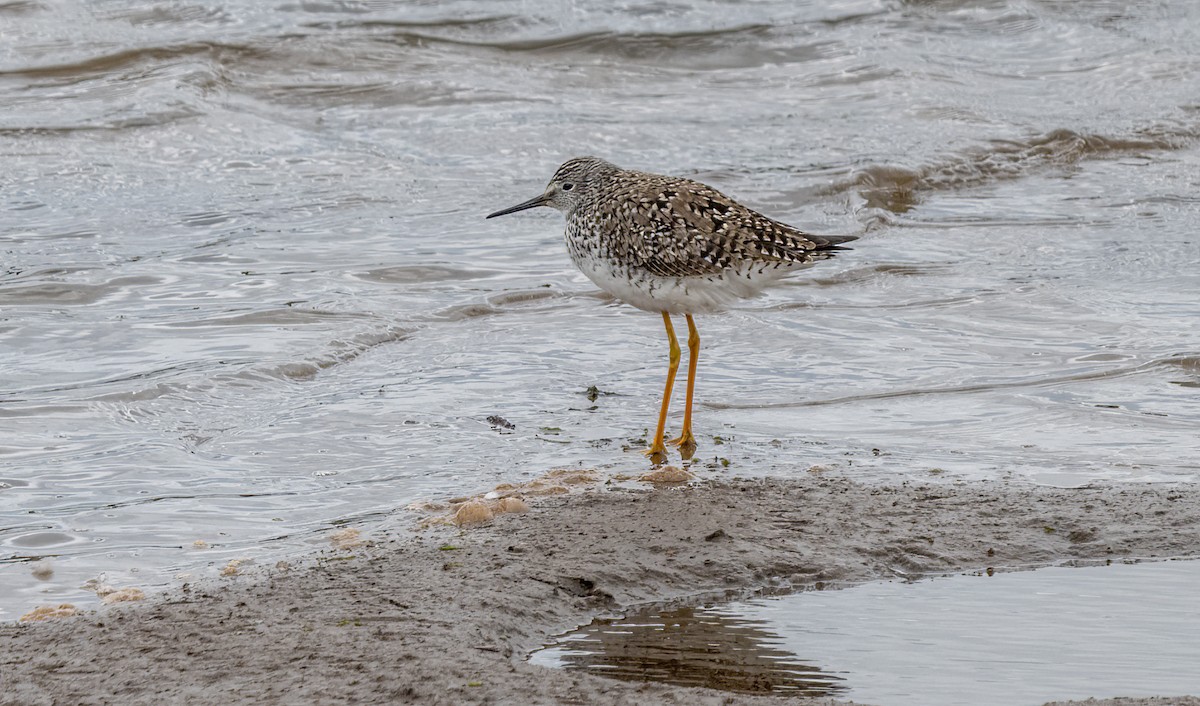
[{"xmin": 607, "ymin": 174, "xmax": 835, "ymax": 278}]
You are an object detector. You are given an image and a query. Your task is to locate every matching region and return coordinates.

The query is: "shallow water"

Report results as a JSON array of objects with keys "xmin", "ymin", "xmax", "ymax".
[
  {"xmin": 531, "ymin": 560, "xmax": 1200, "ymax": 704},
  {"xmin": 2, "ymin": 1, "xmax": 1199, "ymax": 617}
]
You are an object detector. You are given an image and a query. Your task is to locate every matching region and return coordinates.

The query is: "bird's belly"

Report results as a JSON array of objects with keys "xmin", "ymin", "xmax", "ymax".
[{"xmin": 567, "ymin": 250, "xmax": 766, "ymax": 315}]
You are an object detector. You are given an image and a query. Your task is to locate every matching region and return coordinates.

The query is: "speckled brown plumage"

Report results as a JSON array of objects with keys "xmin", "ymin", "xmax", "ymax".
[{"xmin": 549, "ymin": 156, "xmax": 854, "ymax": 284}]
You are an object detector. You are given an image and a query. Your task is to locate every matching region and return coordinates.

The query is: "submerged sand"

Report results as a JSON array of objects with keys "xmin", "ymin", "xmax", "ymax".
[{"xmin": 3, "ymin": 476, "xmax": 1199, "ymax": 705}]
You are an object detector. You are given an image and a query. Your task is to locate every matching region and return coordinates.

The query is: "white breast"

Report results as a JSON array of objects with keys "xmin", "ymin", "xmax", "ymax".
[{"xmin": 567, "ymin": 248, "xmax": 777, "ymax": 314}]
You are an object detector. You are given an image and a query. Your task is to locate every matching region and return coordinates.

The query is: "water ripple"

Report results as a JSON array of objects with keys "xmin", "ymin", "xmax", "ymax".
[{"xmin": 708, "ymin": 354, "xmax": 1200, "ymax": 413}]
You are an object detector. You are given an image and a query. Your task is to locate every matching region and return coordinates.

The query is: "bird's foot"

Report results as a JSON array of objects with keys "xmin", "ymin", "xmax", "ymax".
[
  {"xmin": 668, "ymin": 432, "xmax": 697, "ymax": 460},
  {"xmin": 642, "ymin": 444, "xmax": 669, "ymax": 465},
  {"xmin": 667, "ymin": 432, "xmax": 694, "ymax": 447}
]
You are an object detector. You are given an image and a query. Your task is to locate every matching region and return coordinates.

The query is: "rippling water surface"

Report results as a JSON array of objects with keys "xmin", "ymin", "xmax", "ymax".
[{"xmin": 2, "ymin": 0, "xmax": 1199, "ymax": 618}]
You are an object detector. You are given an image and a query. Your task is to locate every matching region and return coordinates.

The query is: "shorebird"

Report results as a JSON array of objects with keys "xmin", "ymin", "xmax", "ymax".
[{"xmin": 486, "ymin": 157, "xmax": 855, "ymax": 462}]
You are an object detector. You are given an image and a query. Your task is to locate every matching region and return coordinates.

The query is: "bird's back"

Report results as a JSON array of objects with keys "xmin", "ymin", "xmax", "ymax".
[{"xmin": 569, "ymin": 167, "xmax": 854, "ymax": 281}]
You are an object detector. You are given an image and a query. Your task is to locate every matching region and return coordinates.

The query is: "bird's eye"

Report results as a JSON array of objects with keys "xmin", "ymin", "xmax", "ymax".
[{"xmin": 561, "ymin": 182, "xmax": 574, "ymax": 191}]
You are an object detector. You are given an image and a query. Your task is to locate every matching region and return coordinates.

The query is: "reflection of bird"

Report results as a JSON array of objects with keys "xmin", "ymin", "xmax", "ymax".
[
  {"xmin": 550, "ymin": 604, "xmax": 846, "ymax": 696},
  {"xmin": 487, "ymin": 157, "xmax": 855, "ymax": 462}
]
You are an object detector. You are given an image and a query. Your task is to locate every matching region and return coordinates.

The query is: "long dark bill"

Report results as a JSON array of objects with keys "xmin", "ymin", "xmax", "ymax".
[{"xmin": 485, "ymin": 194, "xmax": 550, "ymax": 219}]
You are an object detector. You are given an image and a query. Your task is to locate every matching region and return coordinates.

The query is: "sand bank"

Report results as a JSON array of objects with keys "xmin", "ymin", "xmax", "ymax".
[{"xmin": 3, "ymin": 476, "xmax": 1198, "ymax": 705}]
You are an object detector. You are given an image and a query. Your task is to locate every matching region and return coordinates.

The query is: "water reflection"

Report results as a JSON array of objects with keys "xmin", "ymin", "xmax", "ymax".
[
  {"xmin": 532, "ymin": 604, "xmax": 846, "ymax": 696},
  {"xmin": 535, "ymin": 562, "xmax": 1200, "ymax": 705}
]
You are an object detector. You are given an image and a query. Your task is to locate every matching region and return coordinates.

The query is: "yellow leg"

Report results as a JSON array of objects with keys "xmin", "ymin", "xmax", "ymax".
[
  {"xmin": 644, "ymin": 311, "xmax": 680, "ymax": 461},
  {"xmin": 669, "ymin": 314, "xmax": 699, "ymax": 456}
]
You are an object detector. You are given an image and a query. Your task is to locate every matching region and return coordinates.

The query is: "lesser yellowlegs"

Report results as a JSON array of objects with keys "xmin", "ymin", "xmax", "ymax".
[{"xmin": 487, "ymin": 157, "xmax": 855, "ymax": 462}]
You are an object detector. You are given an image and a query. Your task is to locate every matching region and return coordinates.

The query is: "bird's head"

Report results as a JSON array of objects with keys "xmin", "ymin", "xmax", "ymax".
[{"xmin": 486, "ymin": 156, "xmax": 619, "ymax": 219}]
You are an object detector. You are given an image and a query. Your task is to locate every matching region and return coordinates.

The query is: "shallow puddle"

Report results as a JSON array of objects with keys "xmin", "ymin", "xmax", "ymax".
[{"xmin": 531, "ymin": 560, "xmax": 1200, "ymax": 704}]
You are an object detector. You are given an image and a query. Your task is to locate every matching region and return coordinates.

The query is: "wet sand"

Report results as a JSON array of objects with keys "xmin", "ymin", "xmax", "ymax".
[{"xmin": 3, "ymin": 476, "xmax": 1199, "ymax": 706}]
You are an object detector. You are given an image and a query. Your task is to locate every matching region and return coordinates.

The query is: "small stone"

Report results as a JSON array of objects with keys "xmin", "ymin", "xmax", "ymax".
[
  {"xmin": 19, "ymin": 604, "xmax": 77, "ymax": 622},
  {"xmin": 640, "ymin": 466, "xmax": 693, "ymax": 484},
  {"xmin": 453, "ymin": 500, "xmax": 494, "ymax": 527},
  {"xmin": 544, "ymin": 468, "xmax": 598, "ymax": 485},
  {"xmin": 486, "ymin": 415, "xmax": 515, "ymax": 430},
  {"xmin": 523, "ymin": 484, "xmax": 568, "ymax": 497},
  {"xmin": 495, "ymin": 497, "xmax": 529, "ymax": 514},
  {"xmin": 101, "ymin": 588, "xmax": 145, "ymax": 604},
  {"xmin": 330, "ymin": 527, "xmax": 365, "ymax": 550},
  {"xmin": 82, "ymin": 579, "xmax": 118, "ymax": 597},
  {"xmin": 704, "ymin": 529, "xmax": 729, "ymax": 542}
]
